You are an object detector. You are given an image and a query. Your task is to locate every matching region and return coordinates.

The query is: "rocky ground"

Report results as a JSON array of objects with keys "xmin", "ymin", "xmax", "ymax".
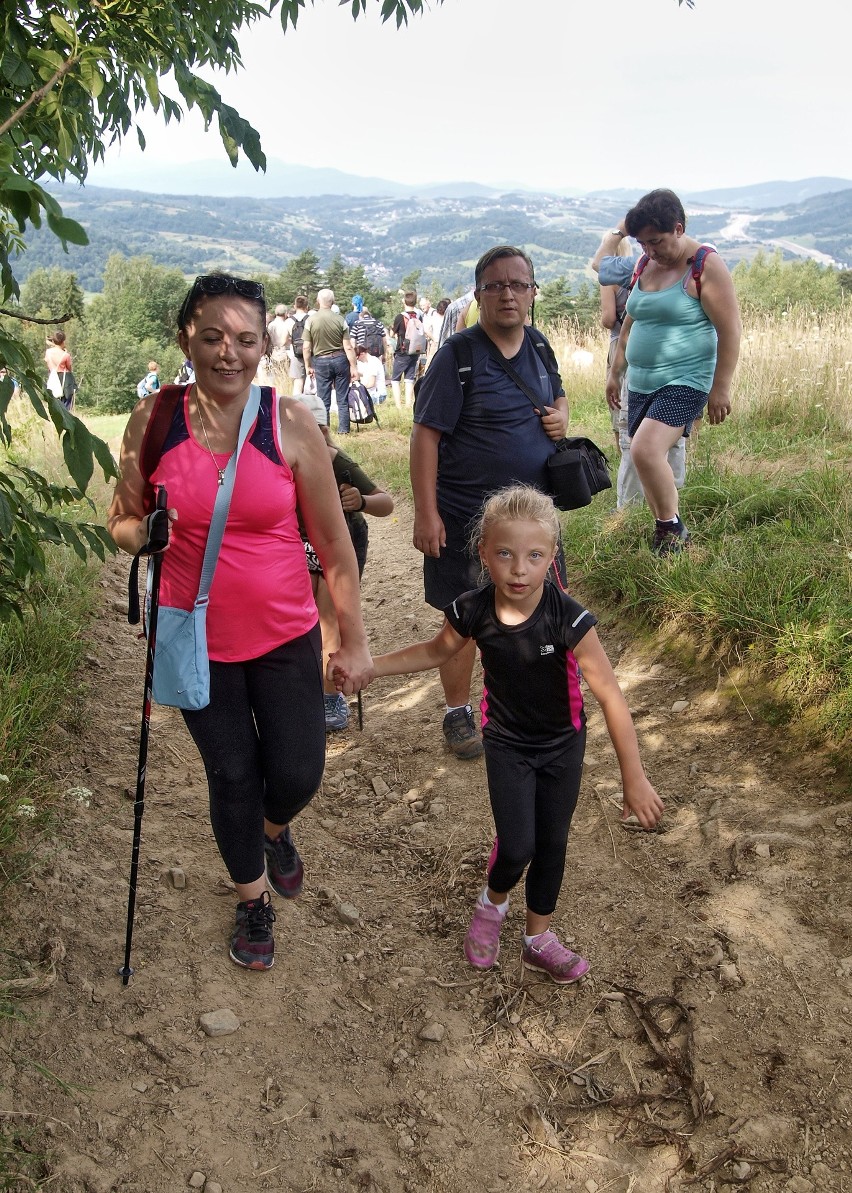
[{"xmin": 1, "ymin": 500, "xmax": 850, "ymax": 1193}]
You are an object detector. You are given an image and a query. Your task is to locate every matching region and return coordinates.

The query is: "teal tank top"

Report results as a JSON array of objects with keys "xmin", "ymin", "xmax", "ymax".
[{"xmin": 625, "ymin": 269, "xmax": 717, "ymax": 394}]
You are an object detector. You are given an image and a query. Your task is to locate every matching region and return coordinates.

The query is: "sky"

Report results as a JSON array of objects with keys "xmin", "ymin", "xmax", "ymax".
[{"xmin": 86, "ymin": 0, "xmax": 852, "ymax": 196}]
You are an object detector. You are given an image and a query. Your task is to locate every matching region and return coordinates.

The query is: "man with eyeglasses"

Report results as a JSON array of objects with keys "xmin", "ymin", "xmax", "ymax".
[{"xmin": 410, "ymin": 245, "xmax": 569, "ymax": 760}]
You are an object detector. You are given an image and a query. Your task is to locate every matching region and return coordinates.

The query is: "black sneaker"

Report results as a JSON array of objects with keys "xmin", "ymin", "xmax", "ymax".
[
  {"xmin": 264, "ymin": 826, "xmax": 304, "ymax": 898},
  {"xmin": 229, "ymin": 891, "xmax": 276, "ymax": 970},
  {"xmin": 442, "ymin": 706, "xmax": 484, "ymax": 761},
  {"xmin": 652, "ymin": 522, "xmax": 690, "ymax": 556}
]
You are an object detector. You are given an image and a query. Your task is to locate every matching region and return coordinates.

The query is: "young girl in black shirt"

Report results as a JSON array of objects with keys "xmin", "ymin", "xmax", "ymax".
[{"xmin": 339, "ymin": 484, "xmax": 663, "ymax": 983}]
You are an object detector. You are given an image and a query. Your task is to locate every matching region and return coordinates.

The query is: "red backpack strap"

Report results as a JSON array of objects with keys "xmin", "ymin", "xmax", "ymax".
[
  {"xmin": 689, "ymin": 244, "xmax": 717, "ymax": 298},
  {"xmin": 628, "ymin": 253, "xmax": 651, "ymax": 292},
  {"xmin": 139, "ymin": 384, "xmax": 184, "ymax": 510}
]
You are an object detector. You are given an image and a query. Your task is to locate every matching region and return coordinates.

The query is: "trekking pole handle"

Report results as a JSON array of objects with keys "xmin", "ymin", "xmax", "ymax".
[{"xmin": 145, "ymin": 485, "xmax": 170, "ymax": 553}]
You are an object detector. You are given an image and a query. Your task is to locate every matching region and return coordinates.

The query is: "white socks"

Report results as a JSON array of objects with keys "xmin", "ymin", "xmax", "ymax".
[{"xmin": 481, "ymin": 889, "xmax": 509, "ymax": 917}]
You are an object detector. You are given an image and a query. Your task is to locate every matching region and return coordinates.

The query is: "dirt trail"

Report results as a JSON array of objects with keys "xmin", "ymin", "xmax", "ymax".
[{"xmin": 3, "ymin": 501, "xmax": 851, "ymax": 1193}]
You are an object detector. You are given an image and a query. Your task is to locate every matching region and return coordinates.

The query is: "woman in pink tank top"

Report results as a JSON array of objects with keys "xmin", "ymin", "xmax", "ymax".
[{"xmin": 108, "ymin": 274, "xmax": 373, "ymax": 972}]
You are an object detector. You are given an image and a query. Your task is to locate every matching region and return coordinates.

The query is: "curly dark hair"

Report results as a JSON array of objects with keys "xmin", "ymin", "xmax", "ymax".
[{"xmin": 624, "ymin": 189, "xmax": 687, "ymax": 237}]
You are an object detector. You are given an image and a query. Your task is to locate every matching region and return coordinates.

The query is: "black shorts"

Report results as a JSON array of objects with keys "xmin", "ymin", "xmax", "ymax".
[{"xmin": 391, "ymin": 352, "xmax": 419, "ymax": 382}]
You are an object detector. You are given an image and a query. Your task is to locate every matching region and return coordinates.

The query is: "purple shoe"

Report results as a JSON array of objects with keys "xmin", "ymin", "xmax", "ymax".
[
  {"xmin": 264, "ymin": 826, "xmax": 304, "ymax": 898},
  {"xmin": 486, "ymin": 837, "xmax": 499, "ymax": 877},
  {"xmin": 522, "ymin": 931, "xmax": 589, "ymax": 984},
  {"xmin": 463, "ymin": 899, "xmax": 504, "ymax": 969},
  {"xmin": 230, "ymin": 891, "xmax": 276, "ymax": 971}
]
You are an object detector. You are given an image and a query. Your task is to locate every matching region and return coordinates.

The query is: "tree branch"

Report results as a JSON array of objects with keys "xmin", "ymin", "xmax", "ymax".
[
  {"xmin": 0, "ymin": 55, "xmax": 80, "ymax": 139},
  {"xmin": 0, "ymin": 309, "xmax": 73, "ymax": 325}
]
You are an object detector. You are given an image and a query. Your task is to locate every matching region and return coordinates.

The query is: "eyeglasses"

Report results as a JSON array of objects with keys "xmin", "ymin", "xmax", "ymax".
[
  {"xmin": 192, "ymin": 275, "xmax": 265, "ymax": 301},
  {"xmin": 478, "ymin": 281, "xmax": 536, "ymax": 295}
]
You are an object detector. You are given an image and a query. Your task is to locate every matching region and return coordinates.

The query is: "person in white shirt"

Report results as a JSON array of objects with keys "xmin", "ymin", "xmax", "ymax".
[{"xmin": 356, "ymin": 346, "xmax": 387, "ymax": 403}]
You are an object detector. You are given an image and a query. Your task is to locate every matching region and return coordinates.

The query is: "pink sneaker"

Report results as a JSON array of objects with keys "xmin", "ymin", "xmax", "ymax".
[
  {"xmin": 522, "ymin": 931, "xmax": 589, "ymax": 984},
  {"xmin": 463, "ymin": 899, "xmax": 504, "ymax": 969}
]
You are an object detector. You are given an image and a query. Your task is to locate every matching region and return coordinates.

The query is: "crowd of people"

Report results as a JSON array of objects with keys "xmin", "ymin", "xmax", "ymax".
[{"xmin": 107, "ymin": 188, "xmax": 739, "ymax": 979}]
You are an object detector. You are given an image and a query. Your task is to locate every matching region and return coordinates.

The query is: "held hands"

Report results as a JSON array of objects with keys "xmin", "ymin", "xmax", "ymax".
[
  {"xmin": 326, "ymin": 649, "xmax": 374, "ymax": 696},
  {"xmin": 622, "ymin": 775, "xmax": 665, "ymax": 830},
  {"xmin": 540, "ymin": 404, "xmax": 568, "ymax": 441}
]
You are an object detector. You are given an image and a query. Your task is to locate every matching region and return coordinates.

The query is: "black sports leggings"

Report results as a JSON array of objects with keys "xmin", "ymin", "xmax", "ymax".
[
  {"xmin": 181, "ymin": 627, "xmax": 325, "ymax": 886},
  {"xmin": 485, "ymin": 731, "xmax": 585, "ymax": 917}
]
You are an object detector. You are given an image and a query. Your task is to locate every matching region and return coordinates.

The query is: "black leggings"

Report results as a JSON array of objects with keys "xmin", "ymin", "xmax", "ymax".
[
  {"xmin": 181, "ymin": 626, "xmax": 325, "ymax": 886},
  {"xmin": 485, "ymin": 731, "xmax": 585, "ymax": 917}
]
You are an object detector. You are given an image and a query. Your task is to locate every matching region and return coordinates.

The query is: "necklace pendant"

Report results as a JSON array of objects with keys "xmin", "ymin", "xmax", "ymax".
[{"xmin": 217, "ymin": 469, "xmax": 225, "ymax": 486}]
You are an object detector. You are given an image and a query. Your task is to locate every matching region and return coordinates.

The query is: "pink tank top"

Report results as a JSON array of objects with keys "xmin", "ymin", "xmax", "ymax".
[{"xmin": 151, "ymin": 389, "xmax": 317, "ymax": 662}]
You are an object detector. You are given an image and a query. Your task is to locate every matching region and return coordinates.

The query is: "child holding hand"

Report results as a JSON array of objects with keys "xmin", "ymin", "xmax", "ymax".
[{"xmin": 331, "ymin": 484, "xmax": 663, "ymax": 982}]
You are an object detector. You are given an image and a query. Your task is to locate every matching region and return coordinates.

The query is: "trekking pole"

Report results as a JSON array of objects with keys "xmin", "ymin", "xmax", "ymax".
[
  {"xmin": 119, "ymin": 486, "xmax": 170, "ymax": 985},
  {"xmin": 340, "ymin": 470, "xmax": 365, "ymax": 732}
]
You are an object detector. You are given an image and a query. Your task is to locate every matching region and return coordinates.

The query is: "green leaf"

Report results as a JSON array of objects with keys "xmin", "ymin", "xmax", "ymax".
[
  {"xmin": 45, "ymin": 212, "xmax": 89, "ymax": 246},
  {"xmin": 48, "ymin": 13, "xmax": 77, "ymax": 46}
]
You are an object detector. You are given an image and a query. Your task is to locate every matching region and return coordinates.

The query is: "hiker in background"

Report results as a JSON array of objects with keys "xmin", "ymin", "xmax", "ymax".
[
  {"xmin": 350, "ymin": 306, "xmax": 388, "ymax": 365},
  {"xmin": 338, "ymin": 484, "xmax": 663, "ymax": 980},
  {"xmin": 593, "ymin": 225, "xmax": 687, "ymax": 510},
  {"xmin": 174, "ymin": 358, "xmax": 195, "ymax": 385},
  {"xmin": 345, "ymin": 294, "xmax": 363, "ymax": 330},
  {"xmin": 410, "ymin": 245, "xmax": 568, "ymax": 761},
  {"xmin": 136, "ymin": 361, "xmax": 160, "ymax": 400},
  {"xmin": 284, "ymin": 295, "xmax": 310, "ymax": 396},
  {"xmin": 390, "ymin": 291, "xmax": 426, "ymax": 409},
  {"xmin": 302, "ymin": 288, "xmax": 359, "ymax": 434},
  {"xmin": 296, "ymin": 391, "xmax": 393, "ymax": 731},
  {"xmin": 437, "ymin": 288, "xmax": 475, "ymax": 347},
  {"xmin": 45, "ymin": 329, "xmax": 78, "ymax": 409},
  {"xmin": 425, "ymin": 298, "xmax": 450, "ymax": 369},
  {"xmin": 356, "ymin": 344, "xmax": 387, "ymax": 404},
  {"xmin": 605, "ymin": 189, "xmax": 741, "ymax": 553},
  {"xmin": 107, "ymin": 273, "xmax": 372, "ymax": 972}
]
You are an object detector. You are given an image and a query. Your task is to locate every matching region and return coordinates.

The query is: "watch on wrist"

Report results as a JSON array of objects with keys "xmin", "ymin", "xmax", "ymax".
[{"xmin": 610, "ymin": 228, "xmax": 625, "ymax": 237}]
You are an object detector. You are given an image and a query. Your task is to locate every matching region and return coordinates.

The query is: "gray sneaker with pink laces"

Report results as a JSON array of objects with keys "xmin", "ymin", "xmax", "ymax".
[
  {"xmin": 522, "ymin": 931, "xmax": 589, "ymax": 984},
  {"xmin": 463, "ymin": 899, "xmax": 504, "ymax": 969}
]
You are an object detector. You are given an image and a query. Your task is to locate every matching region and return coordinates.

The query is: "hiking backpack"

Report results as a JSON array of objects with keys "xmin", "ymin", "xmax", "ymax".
[
  {"xmin": 628, "ymin": 243, "xmax": 717, "ymax": 298},
  {"xmin": 360, "ymin": 318, "xmax": 385, "ymax": 358},
  {"xmin": 402, "ymin": 311, "xmax": 427, "ymax": 355},
  {"xmin": 290, "ymin": 315, "xmax": 306, "ymax": 359},
  {"xmin": 346, "ymin": 382, "xmax": 379, "ymax": 430}
]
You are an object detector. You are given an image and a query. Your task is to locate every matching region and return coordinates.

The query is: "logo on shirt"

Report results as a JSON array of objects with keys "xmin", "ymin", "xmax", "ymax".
[{"xmin": 540, "ymin": 644, "xmax": 555, "ymax": 656}]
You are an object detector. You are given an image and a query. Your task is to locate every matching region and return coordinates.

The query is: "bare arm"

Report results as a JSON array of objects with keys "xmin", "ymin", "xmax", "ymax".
[
  {"xmin": 698, "ymin": 255, "xmax": 742, "ymax": 425},
  {"xmin": 343, "ymin": 330, "xmax": 358, "ymax": 381},
  {"xmin": 600, "ymin": 285, "xmax": 618, "ymax": 331},
  {"xmin": 285, "ymin": 399, "xmax": 372, "ymax": 693},
  {"xmin": 107, "ymin": 396, "xmax": 177, "ymax": 554},
  {"xmin": 605, "ymin": 313, "xmax": 633, "ymax": 410},
  {"xmin": 370, "ymin": 619, "xmax": 469, "ymax": 680},
  {"xmin": 409, "ymin": 422, "xmax": 445, "ymax": 558},
  {"xmin": 572, "ymin": 628, "xmax": 664, "ymax": 829},
  {"xmin": 590, "ymin": 225, "xmax": 628, "ymax": 275}
]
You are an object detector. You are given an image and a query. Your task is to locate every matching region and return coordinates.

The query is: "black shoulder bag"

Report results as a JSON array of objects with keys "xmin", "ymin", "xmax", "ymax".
[{"xmin": 477, "ymin": 327, "xmax": 611, "ymax": 511}]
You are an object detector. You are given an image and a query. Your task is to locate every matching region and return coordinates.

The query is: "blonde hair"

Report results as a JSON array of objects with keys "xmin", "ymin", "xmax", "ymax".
[{"xmin": 469, "ymin": 484, "xmax": 560, "ymax": 559}]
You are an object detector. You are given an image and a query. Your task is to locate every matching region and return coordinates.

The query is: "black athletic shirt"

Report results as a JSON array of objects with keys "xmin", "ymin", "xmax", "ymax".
[{"xmin": 445, "ymin": 580, "xmax": 597, "ymax": 748}]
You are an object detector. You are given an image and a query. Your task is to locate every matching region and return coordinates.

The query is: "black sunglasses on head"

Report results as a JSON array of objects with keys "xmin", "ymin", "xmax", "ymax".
[{"xmin": 192, "ymin": 275, "xmax": 265, "ymax": 301}]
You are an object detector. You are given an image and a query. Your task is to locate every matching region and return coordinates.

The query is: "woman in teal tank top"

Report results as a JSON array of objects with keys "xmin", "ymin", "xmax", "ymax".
[{"xmin": 605, "ymin": 189, "xmax": 741, "ymax": 554}]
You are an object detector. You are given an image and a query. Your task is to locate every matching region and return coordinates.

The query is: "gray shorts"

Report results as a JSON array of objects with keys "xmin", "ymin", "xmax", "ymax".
[{"xmin": 290, "ymin": 355, "xmax": 306, "ymax": 380}]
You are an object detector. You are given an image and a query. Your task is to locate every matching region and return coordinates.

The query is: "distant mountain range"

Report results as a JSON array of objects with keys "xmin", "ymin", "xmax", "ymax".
[{"xmin": 21, "ymin": 173, "xmax": 852, "ymax": 293}]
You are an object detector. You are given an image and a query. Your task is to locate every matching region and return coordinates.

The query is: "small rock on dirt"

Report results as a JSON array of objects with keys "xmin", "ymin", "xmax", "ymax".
[
  {"xmin": 719, "ymin": 963, "xmax": 742, "ymax": 987},
  {"xmin": 730, "ymin": 1161, "xmax": 753, "ymax": 1182},
  {"xmin": 335, "ymin": 902, "xmax": 360, "ymax": 925},
  {"xmin": 671, "ymin": 699, "xmax": 690, "ymax": 713},
  {"xmin": 419, "ymin": 1021, "xmax": 446, "ymax": 1042},
  {"xmin": 188, "ymin": 1173, "xmax": 206, "ymax": 1189},
  {"xmin": 835, "ymin": 956, "xmax": 852, "ymax": 977},
  {"xmin": 199, "ymin": 1009, "xmax": 239, "ymax": 1037},
  {"xmin": 168, "ymin": 867, "xmax": 186, "ymax": 889},
  {"xmin": 204, "ymin": 1184, "xmax": 223, "ymax": 1193},
  {"xmin": 785, "ymin": 1178, "xmax": 814, "ymax": 1193},
  {"xmin": 371, "ymin": 776, "xmax": 390, "ymax": 797}
]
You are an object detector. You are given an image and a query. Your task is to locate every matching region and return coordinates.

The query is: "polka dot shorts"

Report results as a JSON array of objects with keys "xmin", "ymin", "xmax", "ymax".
[{"xmin": 627, "ymin": 385, "xmax": 708, "ymax": 439}]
